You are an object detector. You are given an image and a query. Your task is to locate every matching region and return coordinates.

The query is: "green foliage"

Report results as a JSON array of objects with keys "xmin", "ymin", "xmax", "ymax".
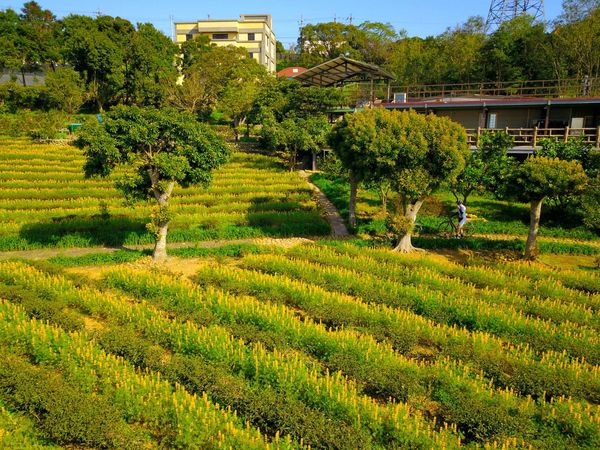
[
  {"xmin": 331, "ymin": 109, "xmax": 468, "ymax": 196},
  {"xmin": 330, "ymin": 109, "xmax": 467, "ymax": 246},
  {"xmin": 582, "ymin": 174, "xmax": 600, "ymax": 230},
  {"xmin": 0, "ymin": 351, "xmax": 140, "ymax": 448},
  {"xmin": 77, "ymin": 105, "xmax": 230, "ymax": 188},
  {"xmin": 123, "ymin": 23, "xmax": 178, "ymax": 106},
  {"xmin": 385, "ymin": 213, "xmax": 414, "ymax": 235},
  {"xmin": 263, "ymin": 114, "xmax": 330, "ymax": 170},
  {"xmin": 451, "ymin": 131, "xmax": 515, "ymax": 203},
  {"xmin": 511, "ymin": 156, "xmax": 588, "ymax": 202},
  {"xmin": 44, "ymin": 67, "xmax": 85, "ymax": 113},
  {"xmin": 168, "ymin": 45, "xmax": 266, "ymax": 123},
  {"xmin": 76, "ymin": 106, "xmax": 229, "ymax": 259}
]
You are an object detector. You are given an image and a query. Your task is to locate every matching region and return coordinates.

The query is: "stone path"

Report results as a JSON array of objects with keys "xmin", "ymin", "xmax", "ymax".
[{"xmin": 299, "ymin": 170, "xmax": 350, "ymax": 238}]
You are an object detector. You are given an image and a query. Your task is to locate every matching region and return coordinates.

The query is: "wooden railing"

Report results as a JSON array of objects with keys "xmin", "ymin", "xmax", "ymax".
[
  {"xmin": 466, "ymin": 127, "xmax": 600, "ymax": 148},
  {"xmin": 395, "ymin": 78, "xmax": 600, "ymax": 100}
]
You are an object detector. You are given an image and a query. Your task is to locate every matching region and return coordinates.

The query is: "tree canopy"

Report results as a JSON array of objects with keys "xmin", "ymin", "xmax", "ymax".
[
  {"xmin": 76, "ymin": 106, "xmax": 230, "ymax": 261},
  {"xmin": 330, "ymin": 109, "xmax": 468, "ymax": 246}
]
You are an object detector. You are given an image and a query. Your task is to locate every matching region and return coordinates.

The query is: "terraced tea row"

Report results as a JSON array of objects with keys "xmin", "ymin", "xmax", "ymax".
[
  {"xmin": 0, "ymin": 138, "xmax": 329, "ymax": 250},
  {"xmin": 0, "ymin": 239, "xmax": 598, "ymax": 448}
]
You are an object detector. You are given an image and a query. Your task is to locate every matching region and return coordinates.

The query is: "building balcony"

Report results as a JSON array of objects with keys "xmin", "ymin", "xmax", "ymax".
[{"xmin": 466, "ymin": 126, "xmax": 600, "ymax": 152}]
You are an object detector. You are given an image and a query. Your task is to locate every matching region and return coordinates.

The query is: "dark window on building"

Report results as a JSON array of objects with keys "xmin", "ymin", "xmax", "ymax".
[
  {"xmin": 185, "ymin": 33, "xmax": 193, "ymax": 41},
  {"xmin": 248, "ymin": 33, "xmax": 255, "ymax": 41},
  {"xmin": 248, "ymin": 52, "xmax": 254, "ymax": 59},
  {"xmin": 212, "ymin": 33, "xmax": 228, "ymax": 40}
]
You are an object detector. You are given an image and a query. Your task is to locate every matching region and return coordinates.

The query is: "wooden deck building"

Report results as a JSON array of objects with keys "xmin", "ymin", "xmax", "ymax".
[{"xmin": 383, "ymin": 96, "xmax": 600, "ymax": 153}]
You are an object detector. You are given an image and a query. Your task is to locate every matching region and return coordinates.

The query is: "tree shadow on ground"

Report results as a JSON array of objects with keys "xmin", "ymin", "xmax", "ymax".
[
  {"xmin": 14, "ymin": 214, "xmax": 151, "ymax": 250},
  {"xmin": 245, "ymin": 195, "xmax": 331, "ymax": 238}
]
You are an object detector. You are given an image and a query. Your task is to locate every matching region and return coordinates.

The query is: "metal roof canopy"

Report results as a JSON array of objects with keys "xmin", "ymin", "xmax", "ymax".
[{"xmin": 292, "ymin": 56, "xmax": 396, "ymax": 87}]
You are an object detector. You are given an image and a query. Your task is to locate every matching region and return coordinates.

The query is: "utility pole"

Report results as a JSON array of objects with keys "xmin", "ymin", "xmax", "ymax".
[{"xmin": 485, "ymin": 0, "xmax": 545, "ymax": 33}]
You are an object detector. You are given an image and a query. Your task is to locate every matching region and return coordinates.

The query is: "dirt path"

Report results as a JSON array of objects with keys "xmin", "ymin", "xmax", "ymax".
[
  {"xmin": 0, "ymin": 237, "xmax": 312, "ymax": 261},
  {"xmin": 299, "ymin": 170, "xmax": 349, "ymax": 238}
]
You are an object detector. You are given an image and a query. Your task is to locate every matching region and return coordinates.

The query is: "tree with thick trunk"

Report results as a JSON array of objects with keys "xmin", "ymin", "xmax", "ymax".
[
  {"xmin": 392, "ymin": 198, "xmax": 424, "ymax": 252},
  {"xmin": 511, "ymin": 156, "xmax": 587, "ymax": 261},
  {"xmin": 524, "ymin": 198, "xmax": 543, "ymax": 260},
  {"xmin": 77, "ymin": 106, "xmax": 230, "ymax": 262},
  {"xmin": 330, "ymin": 109, "xmax": 469, "ymax": 249}
]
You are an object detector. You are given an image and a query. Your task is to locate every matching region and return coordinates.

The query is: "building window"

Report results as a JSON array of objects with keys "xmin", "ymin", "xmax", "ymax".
[
  {"xmin": 248, "ymin": 52, "xmax": 254, "ymax": 59},
  {"xmin": 248, "ymin": 33, "xmax": 255, "ymax": 41},
  {"xmin": 212, "ymin": 33, "xmax": 228, "ymax": 40},
  {"xmin": 185, "ymin": 33, "xmax": 193, "ymax": 41}
]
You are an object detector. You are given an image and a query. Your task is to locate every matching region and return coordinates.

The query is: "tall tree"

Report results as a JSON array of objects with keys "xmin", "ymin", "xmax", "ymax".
[
  {"xmin": 0, "ymin": 9, "xmax": 22, "ymax": 73},
  {"xmin": 218, "ymin": 55, "xmax": 268, "ymax": 140},
  {"xmin": 61, "ymin": 14, "xmax": 131, "ymax": 110},
  {"xmin": 557, "ymin": 0, "xmax": 600, "ymax": 23},
  {"xmin": 330, "ymin": 110, "xmax": 468, "ymax": 241},
  {"xmin": 77, "ymin": 106, "xmax": 230, "ymax": 261},
  {"xmin": 329, "ymin": 108, "xmax": 384, "ymax": 227},
  {"xmin": 552, "ymin": 7, "xmax": 600, "ymax": 80},
  {"xmin": 479, "ymin": 15, "xmax": 553, "ymax": 82},
  {"xmin": 169, "ymin": 45, "xmax": 257, "ymax": 119},
  {"xmin": 18, "ymin": 2, "xmax": 59, "ymax": 78},
  {"xmin": 124, "ymin": 23, "xmax": 178, "ymax": 106},
  {"xmin": 44, "ymin": 66, "xmax": 85, "ymax": 113}
]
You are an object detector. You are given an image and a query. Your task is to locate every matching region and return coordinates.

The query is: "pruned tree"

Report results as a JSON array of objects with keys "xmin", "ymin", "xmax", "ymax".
[
  {"xmin": 329, "ymin": 108, "xmax": 383, "ymax": 227},
  {"xmin": 330, "ymin": 109, "xmax": 468, "ymax": 243},
  {"xmin": 511, "ymin": 156, "xmax": 588, "ymax": 260},
  {"xmin": 218, "ymin": 56, "xmax": 268, "ymax": 140},
  {"xmin": 387, "ymin": 112, "xmax": 468, "ymax": 252},
  {"xmin": 76, "ymin": 106, "xmax": 230, "ymax": 261}
]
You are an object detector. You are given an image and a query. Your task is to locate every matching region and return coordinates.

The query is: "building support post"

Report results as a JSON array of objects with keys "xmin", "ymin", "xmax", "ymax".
[
  {"xmin": 596, "ymin": 126, "xmax": 600, "ymax": 149},
  {"xmin": 533, "ymin": 126, "xmax": 538, "ymax": 148},
  {"xmin": 564, "ymin": 126, "xmax": 570, "ymax": 143},
  {"xmin": 544, "ymin": 104, "xmax": 551, "ymax": 129}
]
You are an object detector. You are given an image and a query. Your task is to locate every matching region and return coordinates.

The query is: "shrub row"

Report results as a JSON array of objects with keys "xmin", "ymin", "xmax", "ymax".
[
  {"xmin": 0, "ymin": 262, "xmax": 460, "ymax": 449},
  {"xmin": 239, "ymin": 254, "xmax": 600, "ymax": 364},
  {"xmin": 193, "ymin": 263, "xmax": 599, "ymax": 403},
  {"xmin": 0, "ymin": 299, "xmax": 275, "ymax": 449}
]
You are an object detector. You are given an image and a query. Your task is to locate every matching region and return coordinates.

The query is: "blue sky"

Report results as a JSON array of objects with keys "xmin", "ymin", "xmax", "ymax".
[{"xmin": 1, "ymin": 0, "xmax": 564, "ymax": 46}]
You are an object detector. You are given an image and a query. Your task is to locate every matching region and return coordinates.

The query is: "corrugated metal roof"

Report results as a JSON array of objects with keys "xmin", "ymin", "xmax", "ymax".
[
  {"xmin": 383, "ymin": 97, "xmax": 600, "ymax": 110},
  {"xmin": 292, "ymin": 56, "xmax": 395, "ymax": 87}
]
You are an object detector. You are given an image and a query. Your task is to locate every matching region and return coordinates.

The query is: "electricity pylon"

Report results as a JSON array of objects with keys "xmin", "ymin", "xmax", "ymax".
[{"xmin": 485, "ymin": 0, "xmax": 545, "ymax": 33}]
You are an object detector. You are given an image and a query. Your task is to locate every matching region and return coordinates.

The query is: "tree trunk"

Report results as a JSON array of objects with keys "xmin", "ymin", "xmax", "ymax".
[
  {"xmin": 393, "ymin": 198, "xmax": 424, "ymax": 253},
  {"xmin": 233, "ymin": 122, "xmax": 239, "ymax": 142},
  {"xmin": 152, "ymin": 221, "xmax": 168, "ymax": 262},
  {"xmin": 311, "ymin": 150, "xmax": 317, "ymax": 171},
  {"xmin": 349, "ymin": 172, "xmax": 358, "ymax": 228},
  {"xmin": 525, "ymin": 198, "xmax": 544, "ymax": 261},
  {"xmin": 21, "ymin": 68, "xmax": 26, "ymax": 87},
  {"xmin": 380, "ymin": 186, "xmax": 388, "ymax": 216},
  {"xmin": 149, "ymin": 174, "xmax": 175, "ymax": 263}
]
